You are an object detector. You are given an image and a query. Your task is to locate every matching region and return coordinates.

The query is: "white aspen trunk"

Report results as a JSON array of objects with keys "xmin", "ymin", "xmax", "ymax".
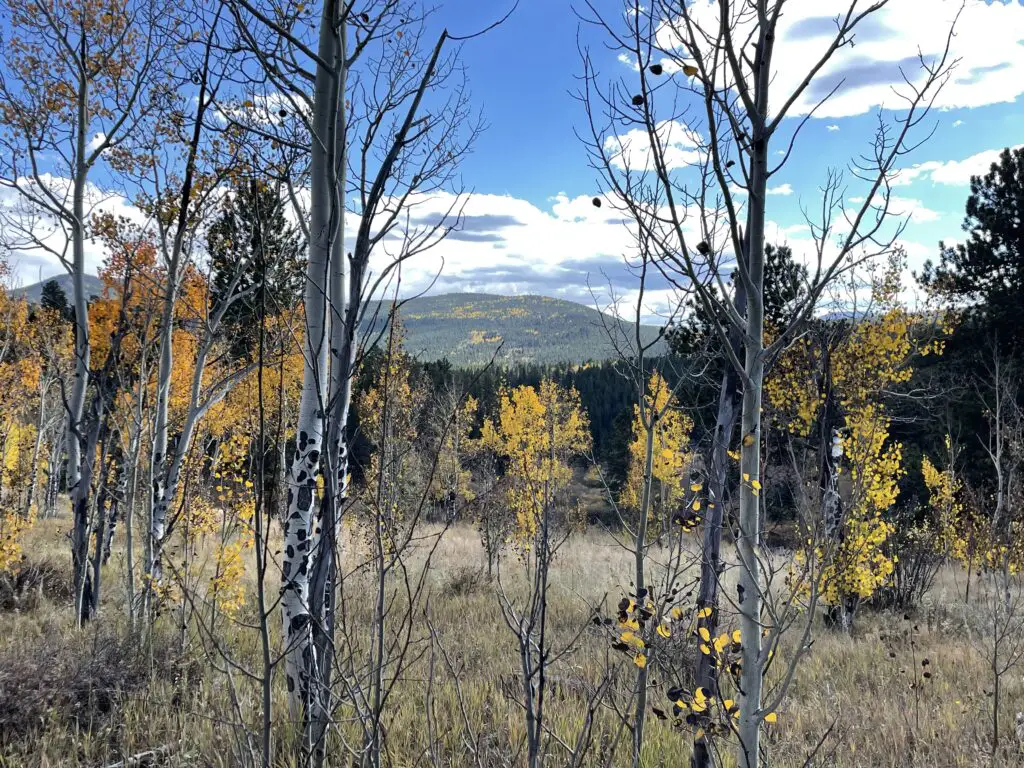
[
  {"xmin": 24, "ymin": 377, "xmax": 46, "ymax": 517},
  {"xmin": 68, "ymin": 157, "xmax": 93, "ymax": 626},
  {"xmin": 147, "ymin": 41, "xmax": 215, "ymax": 587},
  {"xmin": 147, "ymin": 285, "xmax": 176, "ymax": 582},
  {"xmin": 150, "ymin": 326, "xmax": 238, "ymax": 582},
  {"xmin": 281, "ymin": 0, "xmax": 342, "ymax": 729}
]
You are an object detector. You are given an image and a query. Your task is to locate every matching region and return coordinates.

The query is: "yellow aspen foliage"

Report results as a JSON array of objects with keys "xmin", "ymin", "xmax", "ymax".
[
  {"xmin": 358, "ymin": 323, "xmax": 426, "ymax": 545},
  {"xmin": 620, "ymin": 373, "xmax": 693, "ymax": 512},
  {"xmin": 429, "ymin": 394, "xmax": 480, "ymax": 507},
  {"xmin": 0, "ymin": 507, "xmax": 33, "ymax": 572},
  {"xmin": 778, "ymin": 256, "xmax": 942, "ymax": 607},
  {"xmin": 816, "ymin": 405, "xmax": 901, "ymax": 602},
  {"xmin": 921, "ymin": 438, "xmax": 1023, "ymax": 573},
  {"xmin": 0, "ymin": 287, "xmax": 44, "ymax": 570},
  {"xmin": 764, "ymin": 333, "xmax": 821, "ymax": 437},
  {"xmin": 480, "ymin": 380, "xmax": 590, "ymax": 549}
]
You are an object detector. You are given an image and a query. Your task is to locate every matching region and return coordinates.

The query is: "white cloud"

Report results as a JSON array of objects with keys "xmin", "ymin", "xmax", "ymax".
[
  {"xmin": 952, "ymin": 119, "xmax": 964, "ymax": 128},
  {"xmin": 767, "ymin": 183, "xmax": 793, "ymax": 196},
  {"xmin": 826, "ymin": 125, "xmax": 840, "ymax": 132},
  {"xmin": 887, "ymin": 196, "xmax": 941, "ymax": 224},
  {"xmin": 894, "ymin": 144, "xmax": 1024, "ymax": 187},
  {"xmin": 1, "ymin": 175, "xmax": 147, "ymax": 283},
  {"xmin": 655, "ymin": 0, "xmax": 1024, "ymax": 118},
  {"xmin": 86, "ymin": 133, "xmax": 107, "ymax": 153},
  {"xmin": 603, "ymin": 119, "xmax": 703, "ymax": 171}
]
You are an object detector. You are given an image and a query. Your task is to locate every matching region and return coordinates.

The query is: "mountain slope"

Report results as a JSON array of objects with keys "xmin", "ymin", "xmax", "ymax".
[
  {"xmin": 11, "ymin": 279, "xmax": 665, "ymax": 364},
  {"xmin": 9, "ymin": 273, "xmax": 104, "ymax": 304},
  {"xmin": 365, "ymin": 293, "xmax": 666, "ymax": 365}
]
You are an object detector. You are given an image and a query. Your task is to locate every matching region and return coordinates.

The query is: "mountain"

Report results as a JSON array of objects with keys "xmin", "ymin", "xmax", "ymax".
[
  {"xmin": 365, "ymin": 293, "xmax": 667, "ymax": 365},
  {"xmin": 10, "ymin": 273, "xmax": 104, "ymax": 304},
  {"xmin": 10, "ymin": 280, "xmax": 665, "ymax": 364}
]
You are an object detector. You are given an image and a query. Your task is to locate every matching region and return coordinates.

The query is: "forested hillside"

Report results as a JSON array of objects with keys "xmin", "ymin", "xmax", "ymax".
[
  {"xmin": 365, "ymin": 293, "xmax": 666, "ymax": 364},
  {"xmin": 13, "ymin": 284, "xmax": 666, "ymax": 365}
]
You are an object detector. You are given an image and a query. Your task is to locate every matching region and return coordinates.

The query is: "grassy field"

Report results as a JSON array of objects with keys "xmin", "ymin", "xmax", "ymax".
[{"xmin": 1, "ymin": 515, "xmax": 1022, "ymax": 767}]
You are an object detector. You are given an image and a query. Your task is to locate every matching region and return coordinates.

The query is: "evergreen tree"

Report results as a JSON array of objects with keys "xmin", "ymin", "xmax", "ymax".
[
  {"xmin": 40, "ymin": 279, "xmax": 71, "ymax": 320},
  {"xmin": 207, "ymin": 179, "xmax": 303, "ymax": 358},
  {"xmin": 920, "ymin": 146, "xmax": 1024, "ymax": 357},
  {"xmin": 665, "ymin": 243, "xmax": 806, "ymax": 354}
]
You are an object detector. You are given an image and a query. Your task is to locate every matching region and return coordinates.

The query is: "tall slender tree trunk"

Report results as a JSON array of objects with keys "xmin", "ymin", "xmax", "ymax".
[
  {"xmin": 90, "ymin": 422, "xmax": 114, "ymax": 613},
  {"xmin": 307, "ymin": 37, "xmax": 351, "ymax": 762},
  {"xmin": 631, "ymin": 419, "xmax": 656, "ymax": 768},
  {"xmin": 280, "ymin": 0, "xmax": 343, "ymax": 748},
  {"xmin": 68, "ymin": 169, "xmax": 93, "ymax": 626},
  {"xmin": 148, "ymin": 284, "xmax": 177, "ymax": 584},
  {"xmin": 692, "ymin": 283, "xmax": 745, "ymax": 768},
  {"xmin": 24, "ymin": 379, "xmax": 47, "ymax": 517},
  {"xmin": 736, "ymin": 135, "xmax": 768, "ymax": 768}
]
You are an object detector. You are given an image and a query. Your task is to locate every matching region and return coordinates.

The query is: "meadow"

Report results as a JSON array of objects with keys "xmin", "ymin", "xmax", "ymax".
[{"xmin": 2, "ymin": 514, "xmax": 1020, "ymax": 768}]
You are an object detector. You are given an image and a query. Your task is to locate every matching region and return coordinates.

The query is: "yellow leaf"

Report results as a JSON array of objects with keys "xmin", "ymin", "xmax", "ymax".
[
  {"xmin": 657, "ymin": 624, "xmax": 671, "ymax": 638},
  {"xmin": 751, "ymin": 479, "xmax": 762, "ymax": 490},
  {"xmin": 743, "ymin": 434, "xmax": 755, "ymax": 446},
  {"xmin": 743, "ymin": 473, "xmax": 750, "ymax": 482},
  {"xmin": 764, "ymin": 712, "xmax": 778, "ymax": 724},
  {"xmin": 634, "ymin": 653, "xmax": 647, "ymax": 668},
  {"xmin": 732, "ymin": 629, "xmax": 741, "ymax": 644},
  {"xmin": 698, "ymin": 627, "xmax": 711, "ymax": 642},
  {"xmin": 690, "ymin": 482, "xmax": 703, "ymax": 492},
  {"xmin": 692, "ymin": 499, "xmax": 702, "ymax": 511},
  {"xmin": 697, "ymin": 606, "xmax": 712, "ymax": 619}
]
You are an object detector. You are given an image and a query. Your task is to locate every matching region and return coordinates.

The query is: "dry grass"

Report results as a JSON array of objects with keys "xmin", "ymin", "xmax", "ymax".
[{"xmin": 1, "ymin": 517, "xmax": 1023, "ymax": 767}]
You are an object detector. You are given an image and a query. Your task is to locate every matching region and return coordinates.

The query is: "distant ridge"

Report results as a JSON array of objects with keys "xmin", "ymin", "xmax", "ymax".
[
  {"xmin": 11, "ymin": 279, "xmax": 665, "ymax": 364},
  {"xmin": 9, "ymin": 273, "xmax": 104, "ymax": 304},
  {"xmin": 363, "ymin": 293, "xmax": 666, "ymax": 365}
]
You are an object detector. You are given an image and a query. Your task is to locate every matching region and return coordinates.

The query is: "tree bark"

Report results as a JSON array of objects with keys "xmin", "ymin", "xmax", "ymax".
[
  {"xmin": 692, "ymin": 282, "xmax": 745, "ymax": 768},
  {"xmin": 280, "ymin": 0, "xmax": 343, "ymax": 744}
]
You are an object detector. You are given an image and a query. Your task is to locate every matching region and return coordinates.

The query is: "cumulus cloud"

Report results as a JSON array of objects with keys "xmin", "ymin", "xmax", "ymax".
[
  {"xmin": 893, "ymin": 144, "xmax": 1024, "ymax": 187},
  {"xmin": 654, "ymin": 0, "xmax": 1024, "ymax": 119},
  {"xmin": 887, "ymin": 196, "xmax": 941, "ymax": 224},
  {"xmin": 826, "ymin": 125, "xmax": 840, "ymax": 132},
  {"xmin": 86, "ymin": 133, "xmax": 107, "ymax": 153},
  {"xmin": 1, "ymin": 175, "xmax": 147, "ymax": 283},
  {"xmin": 603, "ymin": 119, "xmax": 703, "ymax": 171},
  {"xmin": 767, "ymin": 183, "xmax": 793, "ymax": 196},
  {"xmin": 363, "ymin": 190, "xmax": 702, "ymax": 313}
]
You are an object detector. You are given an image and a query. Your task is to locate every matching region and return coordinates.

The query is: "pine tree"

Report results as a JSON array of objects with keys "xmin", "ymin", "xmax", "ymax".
[
  {"xmin": 207, "ymin": 179, "xmax": 303, "ymax": 359},
  {"xmin": 40, "ymin": 280, "xmax": 70, "ymax": 321},
  {"xmin": 920, "ymin": 146, "xmax": 1024, "ymax": 357}
]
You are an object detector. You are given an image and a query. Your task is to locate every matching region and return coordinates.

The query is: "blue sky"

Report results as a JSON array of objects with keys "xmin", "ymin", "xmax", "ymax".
[
  {"xmin": 375, "ymin": 0, "xmax": 1024, "ymax": 317},
  {"xmin": 6, "ymin": 0, "xmax": 1024, "ymax": 321}
]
